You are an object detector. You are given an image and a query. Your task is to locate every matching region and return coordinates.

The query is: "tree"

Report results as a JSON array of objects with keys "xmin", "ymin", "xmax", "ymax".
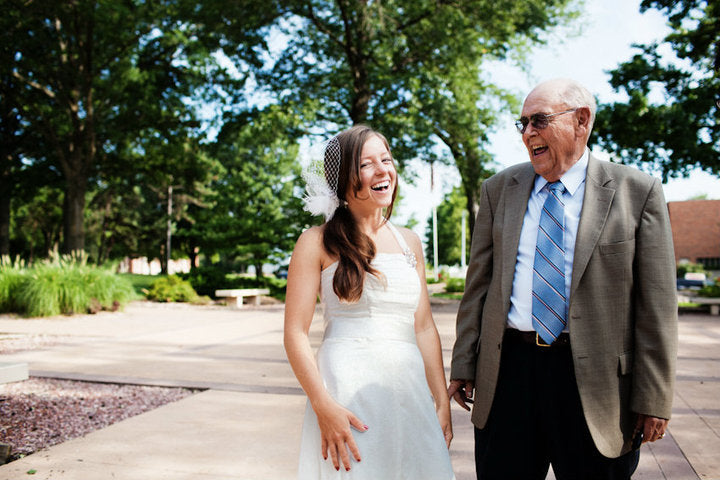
[
  {"xmin": 84, "ymin": 131, "xmax": 223, "ymax": 270},
  {"xmin": 7, "ymin": 1, "xmax": 175, "ymax": 252},
  {"xmin": 259, "ymin": 0, "xmax": 580, "ymax": 235},
  {"xmin": 200, "ymin": 105, "xmax": 311, "ymax": 278},
  {"xmin": 0, "ymin": 74, "xmax": 23, "ymax": 256},
  {"xmin": 425, "ymin": 186, "xmax": 470, "ymax": 266},
  {"xmin": 5, "ymin": 0, "xmax": 269, "ymax": 255},
  {"xmin": 593, "ymin": 0, "xmax": 719, "ymax": 179}
]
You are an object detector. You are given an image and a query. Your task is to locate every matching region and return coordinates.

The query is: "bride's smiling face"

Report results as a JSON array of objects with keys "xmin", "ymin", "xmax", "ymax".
[{"xmin": 348, "ymin": 134, "xmax": 396, "ymax": 210}]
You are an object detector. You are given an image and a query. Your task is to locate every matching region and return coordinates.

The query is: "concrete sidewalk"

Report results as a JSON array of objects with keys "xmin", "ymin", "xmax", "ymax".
[{"xmin": 0, "ymin": 301, "xmax": 718, "ymax": 479}]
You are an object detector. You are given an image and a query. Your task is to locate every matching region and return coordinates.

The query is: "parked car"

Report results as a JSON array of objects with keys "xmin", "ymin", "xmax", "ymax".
[{"xmin": 677, "ymin": 278, "xmax": 706, "ymax": 290}]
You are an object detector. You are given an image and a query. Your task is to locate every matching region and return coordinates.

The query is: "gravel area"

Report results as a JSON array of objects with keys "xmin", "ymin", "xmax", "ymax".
[{"xmin": 0, "ymin": 377, "xmax": 196, "ymax": 463}]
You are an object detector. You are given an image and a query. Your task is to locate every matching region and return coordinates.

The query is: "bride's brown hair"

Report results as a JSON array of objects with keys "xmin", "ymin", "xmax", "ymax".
[{"xmin": 323, "ymin": 125, "xmax": 398, "ymax": 303}]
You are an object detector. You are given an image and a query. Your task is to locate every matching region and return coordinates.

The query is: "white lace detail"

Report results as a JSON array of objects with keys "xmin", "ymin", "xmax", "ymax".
[
  {"xmin": 301, "ymin": 137, "xmax": 342, "ymax": 221},
  {"xmin": 386, "ymin": 222, "xmax": 417, "ymax": 268},
  {"xmin": 301, "ymin": 163, "xmax": 340, "ymax": 221}
]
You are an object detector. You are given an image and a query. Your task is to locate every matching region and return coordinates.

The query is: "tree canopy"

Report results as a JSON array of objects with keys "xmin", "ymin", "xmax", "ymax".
[
  {"xmin": 593, "ymin": 0, "xmax": 719, "ymax": 179},
  {"xmin": 261, "ymin": 0, "xmax": 580, "ymax": 234},
  {"xmin": 3, "ymin": 0, "xmax": 606, "ymax": 275}
]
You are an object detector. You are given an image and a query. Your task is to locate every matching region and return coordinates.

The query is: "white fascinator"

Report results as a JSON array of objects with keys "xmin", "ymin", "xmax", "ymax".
[{"xmin": 302, "ymin": 136, "xmax": 342, "ymax": 221}]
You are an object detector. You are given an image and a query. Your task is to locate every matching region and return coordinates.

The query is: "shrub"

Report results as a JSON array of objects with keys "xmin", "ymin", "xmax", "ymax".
[
  {"xmin": 0, "ymin": 260, "xmax": 27, "ymax": 313},
  {"xmin": 677, "ymin": 262, "xmax": 707, "ymax": 279},
  {"xmin": 444, "ymin": 277, "xmax": 465, "ymax": 293},
  {"xmin": 178, "ymin": 265, "xmax": 234, "ymax": 297},
  {"xmin": 1, "ymin": 255, "xmax": 136, "ymax": 317},
  {"xmin": 146, "ymin": 275, "xmax": 199, "ymax": 303},
  {"xmin": 698, "ymin": 281, "xmax": 720, "ymax": 298}
]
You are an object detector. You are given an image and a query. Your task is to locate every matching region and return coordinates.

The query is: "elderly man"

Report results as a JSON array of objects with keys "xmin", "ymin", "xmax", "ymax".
[{"xmin": 449, "ymin": 78, "xmax": 677, "ymax": 479}]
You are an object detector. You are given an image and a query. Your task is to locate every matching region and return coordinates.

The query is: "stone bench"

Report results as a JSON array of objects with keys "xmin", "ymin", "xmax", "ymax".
[
  {"xmin": 691, "ymin": 297, "xmax": 720, "ymax": 316},
  {"xmin": 215, "ymin": 288, "xmax": 270, "ymax": 308}
]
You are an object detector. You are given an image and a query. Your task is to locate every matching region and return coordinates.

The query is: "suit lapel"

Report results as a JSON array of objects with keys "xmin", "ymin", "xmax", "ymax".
[
  {"xmin": 501, "ymin": 165, "xmax": 535, "ymax": 306},
  {"xmin": 571, "ymin": 155, "xmax": 615, "ymax": 298}
]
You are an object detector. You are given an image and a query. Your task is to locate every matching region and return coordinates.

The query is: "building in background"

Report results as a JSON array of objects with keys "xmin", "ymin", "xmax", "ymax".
[
  {"xmin": 667, "ymin": 199, "xmax": 720, "ymax": 273},
  {"xmin": 117, "ymin": 257, "xmax": 192, "ymax": 275}
]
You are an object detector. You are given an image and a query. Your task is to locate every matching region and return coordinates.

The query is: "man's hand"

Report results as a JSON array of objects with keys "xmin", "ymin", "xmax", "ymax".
[
  {"xmin": 635, "ymin": 414, "xmax": 669, "ymax": 443},
  {"xmin": 448, "ymin": 379, "xmax": 474, "ymax": 411}
]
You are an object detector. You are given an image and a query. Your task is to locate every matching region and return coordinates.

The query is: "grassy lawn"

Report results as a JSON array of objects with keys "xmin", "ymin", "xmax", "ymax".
[
  {"xmin": 119, "ymin": 273, "xmax": 164, "ymax": 297},
  {"xmin": 432, "ymin": 292, "xmax": 464, "ymax": 300}
]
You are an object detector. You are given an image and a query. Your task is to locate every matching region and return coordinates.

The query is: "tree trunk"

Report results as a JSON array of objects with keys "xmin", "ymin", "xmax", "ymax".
[
  {"xmin": 188, "ymin": 246, "xmax": 198, "ymax": 271},
  {"xmin": 346, "ymin": 4, "xmax": 371, "ymax": 124},
  {"xmin": 0, "ymin": 170, "xmax": 10, "ymax": 256},
  {"xmin": 62, "ymin": 172, "xmax": 87, "ymax": 254}
]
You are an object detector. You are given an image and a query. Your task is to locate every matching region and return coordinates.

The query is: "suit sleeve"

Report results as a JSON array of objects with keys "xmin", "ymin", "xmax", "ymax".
[
  {"xmin": 631, "ymin": 178, "xmax": 678, "ymax": 419},
  {"xmin": 451, "ymin": 180, "xmax": 495, "ymax": 381}
]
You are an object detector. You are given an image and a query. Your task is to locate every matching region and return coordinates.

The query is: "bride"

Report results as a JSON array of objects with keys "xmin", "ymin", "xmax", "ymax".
[{"xmin": 284, "ymin": 125, "xmax": 456, "ymax": 479}]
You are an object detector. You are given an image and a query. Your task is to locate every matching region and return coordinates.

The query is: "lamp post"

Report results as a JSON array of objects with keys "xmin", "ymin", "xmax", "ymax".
[
  {"xmin": 461, "ymin": 209, "xmax": 467, "ymax": 268},
  {"xmin": 165, "ymin": 184, "xmax": 181, "ymax": 275},
  {"xmin": 166, "ymin": 185, "xmax": 173, "ymax": 275},
  {"xmin": 431, "ymin": 162, "xmax": 439, "ymax": 282}
]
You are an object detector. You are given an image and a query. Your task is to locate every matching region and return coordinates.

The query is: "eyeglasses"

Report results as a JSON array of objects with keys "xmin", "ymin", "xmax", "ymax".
[{"xmin": 515, "ymin": 108, "xmax": 578, "ymax": 134}]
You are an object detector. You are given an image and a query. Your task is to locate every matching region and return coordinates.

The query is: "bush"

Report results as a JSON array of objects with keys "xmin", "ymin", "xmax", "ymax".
[
  {"xmin": 146, "ymin": 275, "xmax": 199, "ymax": 303},
  {"xmin": 0, "ymin": 255, "xmax": 136, "ymax": 317},
  {"xmin": 444, "ymin": 277, "xmax": 465, "ymax": 293},
  {"xmin": 120, "ymin": 273, "xmax": 159, "ymax": 296},
  {"xmin": 677, "ymin": 262, "xmax": 707, "ymax": 278},
  {"xmin": 0, "ymin": 261, "xmax": 27, "ymax": 313},
  {"xmin": 178, "ymin": 265, "xmax": 234, "ymax": 297},
  {"xmin": 698, "ymin": 281, "xmax": 720, "ymax": 298}
]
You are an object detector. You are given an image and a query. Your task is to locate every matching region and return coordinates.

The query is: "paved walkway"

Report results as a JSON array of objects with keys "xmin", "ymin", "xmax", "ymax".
[{"xmin": 0, "ymin": 301, "xmax": 718, "ymax": 479}]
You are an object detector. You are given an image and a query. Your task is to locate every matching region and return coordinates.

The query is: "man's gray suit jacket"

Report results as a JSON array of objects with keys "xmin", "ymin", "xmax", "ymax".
[{"xmin": 451, "ymin": 154, "xmax": 678, "ymax": 458}]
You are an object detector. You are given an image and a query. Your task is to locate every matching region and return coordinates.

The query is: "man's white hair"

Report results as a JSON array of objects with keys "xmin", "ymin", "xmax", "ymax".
[{"xmin": 532, "ymin": 78, "xmax": 597, "ymax": 133}]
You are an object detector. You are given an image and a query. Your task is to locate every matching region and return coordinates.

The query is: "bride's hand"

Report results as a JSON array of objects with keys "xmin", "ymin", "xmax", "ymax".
[
  {"xmin": 314, "ymin": 399, "xmax": 368, "ymax": 472},
  {"xmin": 436, "ymin": 405, "xmax": 453, "ymax": 448}
]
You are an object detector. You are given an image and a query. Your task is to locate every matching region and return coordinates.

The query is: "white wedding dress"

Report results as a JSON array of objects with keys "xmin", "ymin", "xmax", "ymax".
[{"xmin": 297, "ymin": 223, "xmax": 456, "ymax": 479}]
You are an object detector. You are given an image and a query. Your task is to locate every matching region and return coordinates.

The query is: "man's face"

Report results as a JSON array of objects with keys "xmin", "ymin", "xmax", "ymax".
[{"xmin": 521, "ymin": 87, "xmax": 583, "ymax": 182}]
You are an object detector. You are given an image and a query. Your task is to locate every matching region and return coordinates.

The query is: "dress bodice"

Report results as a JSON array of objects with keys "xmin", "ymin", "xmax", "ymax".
[{"xmin": 320, "ymin": 224, "xmax": 421, "ymax": 343}]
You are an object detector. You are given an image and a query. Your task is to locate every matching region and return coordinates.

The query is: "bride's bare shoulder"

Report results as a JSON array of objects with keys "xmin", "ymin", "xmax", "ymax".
[{"xmin": 293, "ymin": 225, "xmax": 334, "ymax": 269}]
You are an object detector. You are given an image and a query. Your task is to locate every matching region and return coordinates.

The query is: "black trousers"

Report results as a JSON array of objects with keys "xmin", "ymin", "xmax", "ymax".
[{"xmin": 474, "ymin": 333, "xmax": 639, "ymax": 480}]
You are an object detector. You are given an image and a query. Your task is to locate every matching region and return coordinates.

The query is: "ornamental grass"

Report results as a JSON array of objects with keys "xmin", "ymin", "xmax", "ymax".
[{"xmin": 0, "ymin": 253, "xmax": 136, "ymax": 317}]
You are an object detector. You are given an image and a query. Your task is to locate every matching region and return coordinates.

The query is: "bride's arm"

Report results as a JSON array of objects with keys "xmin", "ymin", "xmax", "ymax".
[
  {"xmin": 405, "ymin": 230, "xmax": 454, "ymax": 448},
  {"xmin": 283, "ymin": 227, "xmax": 367, "ymax": 472}
]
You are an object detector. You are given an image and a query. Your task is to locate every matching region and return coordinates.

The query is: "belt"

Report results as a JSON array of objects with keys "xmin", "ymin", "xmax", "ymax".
[{"xmin": 504, "ymin": 328, "xmax": 570, "ymax": 348}]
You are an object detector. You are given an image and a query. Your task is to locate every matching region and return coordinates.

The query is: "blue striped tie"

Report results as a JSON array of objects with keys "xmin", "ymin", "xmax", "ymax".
[{"xmin": 532, "ymin": 181, "xmax": 567, "ymax": 344}]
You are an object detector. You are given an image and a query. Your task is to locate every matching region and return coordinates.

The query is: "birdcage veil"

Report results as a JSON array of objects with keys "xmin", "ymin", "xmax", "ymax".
[{"xmin": 301, "ymin": 136, "xmax": 343, "ymax": 221}]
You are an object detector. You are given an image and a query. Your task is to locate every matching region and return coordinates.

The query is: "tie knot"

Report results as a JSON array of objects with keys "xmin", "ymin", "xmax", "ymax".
[{"xmin": 548, "ymin": 181, "xmax": 565, "ymax": 193}]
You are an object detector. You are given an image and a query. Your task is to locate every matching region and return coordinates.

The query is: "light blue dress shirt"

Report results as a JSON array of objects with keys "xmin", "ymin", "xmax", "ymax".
[{"xmin": 507, "ymin": 148, "xmax": 589, "ymax": 332}]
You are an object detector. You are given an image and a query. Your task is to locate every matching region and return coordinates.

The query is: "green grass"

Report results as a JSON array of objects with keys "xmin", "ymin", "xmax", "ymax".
[
  {"xmin": 432, "ymin": 292, "xmax": 464, "ymax": 300},
  {"xmin": 0, "ymin": 264, "xmax": 27, "ymax": 313},
  {"xmin": 119, "ymin": 273, "xmax": 164, "ymax": 296},
  {"xmin": 0, "ymin": 255, "xmax": 137, "ymax": 317}
]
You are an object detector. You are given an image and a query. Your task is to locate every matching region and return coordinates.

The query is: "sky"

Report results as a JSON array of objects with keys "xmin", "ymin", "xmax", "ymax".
[{"xmin": 395, "ymin": 0, "xmax": 720, "ymax": 240}]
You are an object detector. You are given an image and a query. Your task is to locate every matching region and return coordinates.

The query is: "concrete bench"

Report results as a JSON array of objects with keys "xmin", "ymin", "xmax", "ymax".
[
  {"xmin": 691, "ymin": 297, "xmax": 720, "ymax": 316},
  {"xmin": 215, "ymin": 288, "xmax": 270, "ymax": 308}
]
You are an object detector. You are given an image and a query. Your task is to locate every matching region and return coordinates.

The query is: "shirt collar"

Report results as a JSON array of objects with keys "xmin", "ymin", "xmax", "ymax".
[{"xmin": 533, "ymin": 147, "xmax": 589, "ymax": 196}]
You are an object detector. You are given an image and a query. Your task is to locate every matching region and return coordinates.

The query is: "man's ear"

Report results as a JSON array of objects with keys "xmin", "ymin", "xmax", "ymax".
[{"xmin": 575, "ymin": 106, "xmax": 592, "ymax": 138}]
